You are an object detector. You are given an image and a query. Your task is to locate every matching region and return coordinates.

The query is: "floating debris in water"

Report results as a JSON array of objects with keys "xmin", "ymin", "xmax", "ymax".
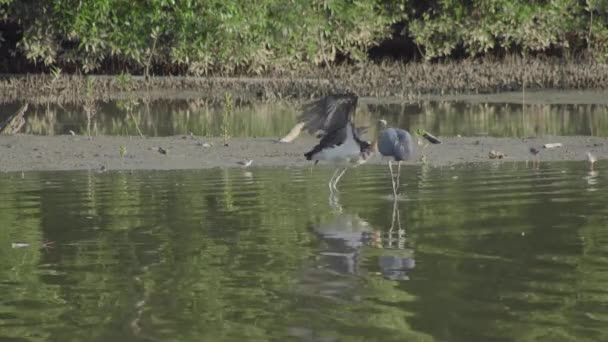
[{"xmin": 11, "ymin": 242, "xmax": 30, "ymax": 248}]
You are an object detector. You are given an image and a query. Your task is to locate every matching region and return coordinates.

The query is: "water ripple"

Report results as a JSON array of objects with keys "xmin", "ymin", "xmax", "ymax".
[{"xmin": 0, "ymin": 161, "xmax": 607, "ymax": 341}]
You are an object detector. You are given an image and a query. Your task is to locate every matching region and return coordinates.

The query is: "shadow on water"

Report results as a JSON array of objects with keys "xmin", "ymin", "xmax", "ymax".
[
  {"xmin": 2, "ymin": 98, "xmax": 608, "ymax": 137},
  {"xmin": 1, "ymin": 161, "xmax": 608, "ymax": 341}
]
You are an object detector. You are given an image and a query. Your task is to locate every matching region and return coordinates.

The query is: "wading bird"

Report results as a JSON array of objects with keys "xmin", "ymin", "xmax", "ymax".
[
  {"xmin": 303, "ymin": 92, "xmax": 374, "ymax": 192},
  {"xmin": 529, "ymin": 147, "xmax": 540, "ymax": 168},
  {"xmin": 375, "ymin": 119, "xmax": 415, "ymax": 197}
]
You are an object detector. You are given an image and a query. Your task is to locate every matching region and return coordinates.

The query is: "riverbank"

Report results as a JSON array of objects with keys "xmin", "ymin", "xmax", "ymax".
[
  {"xmin": 2, "ymin": 57, "xmax": 608, "ymax": 104},
  {"xmin": 0, "ymin": 134, "xmax": 604, "ymax": 172}
]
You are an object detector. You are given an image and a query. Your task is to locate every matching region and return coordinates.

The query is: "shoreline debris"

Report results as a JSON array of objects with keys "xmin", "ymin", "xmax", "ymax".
[
  {"xmin": 416, "ymin": 129, "xmax": 442, "ymax": 144},
  {"xmin": 489, "ymin": 150, "xmax": 506, "ymax": 159},
  {"xmin": 543, "ymin": 143, "xmax": 563, "ymax": 149},
  {"xmin": 0, "ymin": 103, "xmax": 28, "ymax": 135}
]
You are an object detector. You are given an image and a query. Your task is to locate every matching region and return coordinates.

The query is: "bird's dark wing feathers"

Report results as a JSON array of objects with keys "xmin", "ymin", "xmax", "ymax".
[
  {"xmin": 298, "ymin": 92, "xmax": 358, "ymax": 137},
  {"xmin": 304, "ymin": 125, "xmax": 348, "ymax": 160}
]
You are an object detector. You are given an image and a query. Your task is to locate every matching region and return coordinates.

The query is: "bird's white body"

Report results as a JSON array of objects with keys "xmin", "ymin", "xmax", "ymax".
[{"xmin": 309, "ymin": 125, "xmax": 361, "ymax": 164}]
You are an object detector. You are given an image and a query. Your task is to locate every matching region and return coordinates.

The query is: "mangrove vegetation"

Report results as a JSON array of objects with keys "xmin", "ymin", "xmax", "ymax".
[{"xmin": 1, "ymin": 0, "xmax": 608, "ymax": 76}]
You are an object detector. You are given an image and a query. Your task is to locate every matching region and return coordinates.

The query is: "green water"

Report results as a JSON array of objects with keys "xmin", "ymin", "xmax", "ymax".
[
  {"xmin": 1, "ymin": 162, "xmax": 607, "ymax": 341},
  {"xmin": 3, "ymin": 99, "xmax": 608, "ymax": 137}
]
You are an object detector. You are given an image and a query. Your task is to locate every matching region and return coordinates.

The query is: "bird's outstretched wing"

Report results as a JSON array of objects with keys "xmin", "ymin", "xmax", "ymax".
[
  {"xmin": 298, "ymin": 91, "xmax": 358, "ymax": 138},
  {"xmin": 304, "ymin": 125, "xmax": 348, "ymax": 161}
]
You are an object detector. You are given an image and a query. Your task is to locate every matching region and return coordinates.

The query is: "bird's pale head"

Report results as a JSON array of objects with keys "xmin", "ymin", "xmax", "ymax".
[{"xmin": 377, "ymin": 119, "xmax": 388, "ymax": 128}]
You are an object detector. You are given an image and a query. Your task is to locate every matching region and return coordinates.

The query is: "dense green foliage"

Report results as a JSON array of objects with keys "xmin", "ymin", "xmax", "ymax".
[{"xmin": 2, "ymin": 0, "xmax": 608, "ymax": 75}]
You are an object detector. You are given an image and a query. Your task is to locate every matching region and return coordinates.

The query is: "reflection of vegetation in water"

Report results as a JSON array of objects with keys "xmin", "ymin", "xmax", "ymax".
[
  {"xmin": 9, "ymin": 99, "xmax": 608, "ymax": 138},
  {"xmin": 222, "ymin": 93, "xmax": 234, "ymax": 145},
  {"xmin": 1, "ymin": 164, "xmax": 608, "ymax": 340},
  {"xmin": 368, "ymin": 101, "xmax": 608, "ymax": 137}
]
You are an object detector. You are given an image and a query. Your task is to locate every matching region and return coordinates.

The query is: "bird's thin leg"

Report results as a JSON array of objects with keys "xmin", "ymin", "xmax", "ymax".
[
  {"xmin": 388, "ymin": 160, "xmax": 397, "ymax": 198},
  {"xmin": 396, "ymin": 161, "xmax": 402, "ymax": 193},
  {"xmin": 396, "ymin": 202, "xmax": 402, "ymax": 233},
  {"xmin": 332, "ymin": 167, "xmax": 345, "ymax": 191},
  {"xmin": 328, "ymin": 168, "xmax": 340, "ymax": 192},
  {"xmin": 329, "ymin": 190, "xmax": 343, "ymax": 213},
  {"xmin": 388, "ymin": 199, "xmax": 397, "ymax": 247},
  {"xmin": 333, "ymin": 167, "xmax": 348, "ymax": 192}
]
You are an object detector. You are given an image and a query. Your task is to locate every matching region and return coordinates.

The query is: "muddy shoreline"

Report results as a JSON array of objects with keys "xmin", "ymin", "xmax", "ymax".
[
  {"xmin": 0, "ymin": 134, "xmax": 605, "ymax": 173},
  {"xmin": 2, "ymin": 57, "xmax": 608, "ymax": 104}
]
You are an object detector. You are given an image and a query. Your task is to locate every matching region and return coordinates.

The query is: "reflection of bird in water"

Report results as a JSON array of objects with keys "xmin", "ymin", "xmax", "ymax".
[
  {"xmin": 584, "ymin": 153, "xmax": 599, "ymax": 191},
  {"xmin": 298, "ymin": 193, "xmax": 416, "ymax": 306},
  {"xmin": 303, "ymin": 92, "xmax": 375, "ymax": 192},
  {"xmin": 378, "ymin": 255, "xmax": 416, "ymax": 281},
  {"xmin": 587, "ymin": 151, "xmax": 597, "ymax": 170},
  {"xmin": 585, "ymin": 169, "xmax": 599, "ymax": 192},
  {"xmin": 312, "ymin": 212, "xmax": 373, "ymax": 276},
  {"xmin": 369, "ymin": 200, "xmax": 416, "ymax": 280},
  {"xmin": 324, "ymin": 193, "xmax": 415, "ymax": 280},
  {"xmin": 297, "ymin": 194, "xmax": 373, "ymax": 300}
]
